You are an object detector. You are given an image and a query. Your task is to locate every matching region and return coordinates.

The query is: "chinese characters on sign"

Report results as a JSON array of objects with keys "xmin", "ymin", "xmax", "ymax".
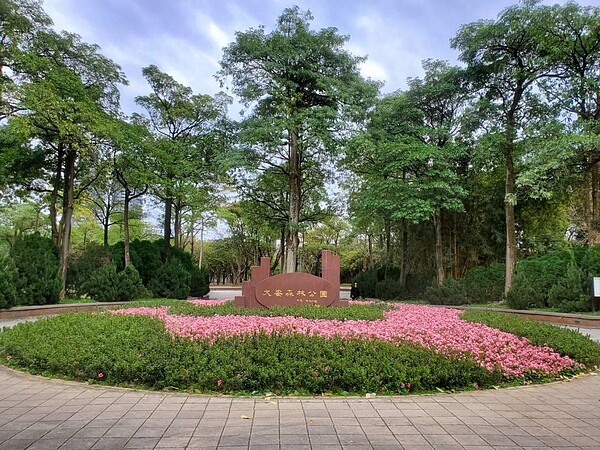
[{"xmin": 261, "ymin": 288, "xmax": 329, "ymax": 305}]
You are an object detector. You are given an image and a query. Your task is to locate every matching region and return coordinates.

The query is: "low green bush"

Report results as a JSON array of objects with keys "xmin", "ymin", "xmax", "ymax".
[
  {"xmin": 461, "ymin": 310, "xmax": 600, "ymax": 368},
  {"xmin": 0, "ymin": 312, "xmax": 502, "ymax": 395},
  {"xmin": 506, "ymin": 250, "xmax": 573, "ymax": 309},
  {"xmin": 547, "ymin": 263, "xmax": 589, "ymax": 313},
  {"xmin": 424, "ymin": 278, "xmax": 467, "ymax": 305},
  {"xmin": 149, "ymin": 259, "xmax": 191, "ymax": 300},
  {"xmin": 67, "ymin": 243, "xmax": 112, "ymax": 297},
  {"xmin": 126, "ymin": 300, "xmax": 390, "ymax": 321},
  {"xmin": 11, "ymin": 233, "xmax": 60, "ymax": 306},
  {"xmin": 190, "ymin": 267, "xmax": 210, "ymax": 297},
  {"xmin": 83, "ymin": 264, "xmax": 147, "ymax": 302},
  {"xmin": 0, "ymin": 257, "xmax": 17, "ymax": 309}
]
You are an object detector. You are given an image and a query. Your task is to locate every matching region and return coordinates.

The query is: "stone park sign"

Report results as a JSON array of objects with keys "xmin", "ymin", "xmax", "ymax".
[{"xmin": 235, "ymin": 250, "xmax": 348, "ymax": 308}]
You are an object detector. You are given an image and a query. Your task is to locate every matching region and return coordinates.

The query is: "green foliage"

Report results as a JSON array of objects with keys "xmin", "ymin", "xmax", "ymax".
[
  {"xmin": 375, "ymin": 279, "xmax": 406, "ymax": 301},
  {"xmin": 10, "ymin": 233, "xmax": 60, "ymax": 305},
  {"xmin": 547, "ymin": 263, "xmax": 589, "ymax": 313},
  {"xmin": 581, "ymin": 245, "xmax": 600, "ymax": 276},
  {"xmin": 0, "ymin": 312, "xmax": 503, "ymax": 395},
  {"xmin": 425, "ymin": 278, "xmax": 467, "ymax": 306},
  {"xmin": 462, "ymin": 310, "xmax": 600, "ymax": 368},
  {"xmin": 124, "ymin": 239, "xmax": 163, "ymax": 285},
  {"xmin": 190, "ymin": 267, "xmax": 209, "ymax": 297},
  {"xmin": 352, "ymin": 267, "xmax": 378, "ymax": 298},
  {"xmin": 148, "ymin": 259, "xmax": 191, "ymax": 300},
  {"xmin": 462, "ymin": 262, "xmax": 505, "ymax": 304},
  {"xmin": 67, "ymin": 243, "xmax": 112, "ymax": 297},
  {"xmin": 127, "ymin": 300, "xmax": 390, "ymax": 321},
  {"xmin": 0, "ymin": 256, "xmax": 17, "ymax": 309},
  {"xmin": 506, "ymin": 250, "xmax": 573, "ymax": 309},
  {"xmin": 83, "ymin": 264, "xmax": 147, "ymax": 302},
  {"xmin": 425, "ymin": 263, "xmax": 505, "ymax": 306}
]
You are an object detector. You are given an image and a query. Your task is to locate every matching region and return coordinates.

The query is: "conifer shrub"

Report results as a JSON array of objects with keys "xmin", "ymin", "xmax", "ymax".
[
  {"xmin": 0, "ymin": 257, "xmax": 17, "ymax": 309},
  {"xmin": 506, "ymin": 250, "xmax": 572, "ymax": 309},
  {"xmin": 190, "ymin": 267, "xmax": 210, "ymax": 297},
  {"xmin": 424, "ymin": 277, "xmax": 467, "ymax": 305},
  {"xmin": 83, "ymin": 264, "xmax": 120, "ymax": 302},
  {"xmin": 67, "ymin": 243, "xmax": 112, "ymax": 297},
  {"xmin": 10, "ymin": 233, "xmax": 60, "ymax": 305},
  {"xmin": 149, "ymin": 259, "xmax": 191, "ymax": 299},
  {"xmin": 83, "ymin": 264, "xmax": 148, "ymax": 302},
  {"xmin": 547, "ymin": 263, "xmax": 589, "ymax": 313}
]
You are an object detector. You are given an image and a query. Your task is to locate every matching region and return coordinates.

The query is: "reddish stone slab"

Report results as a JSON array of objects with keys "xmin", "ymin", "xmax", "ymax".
[{"xmin": 256, "ymin": 273, "xmax": 335, "ymax": 308}]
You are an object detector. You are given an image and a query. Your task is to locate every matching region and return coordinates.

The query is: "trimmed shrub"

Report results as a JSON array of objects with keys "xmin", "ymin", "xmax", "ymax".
[
  {"xmin": 352, "ymin": 267, "xmax": 378, "ymax": 298},
  {"xmin": 0, "ymin": 257, "xmax": 17, "ymax": 309},
  {"xmin": 67, "ymin": 243, "xmax": 112, "ymax": 297},
  {"xmin": 424, "ymin": 278, "xmax": 467, "ymax": 305},
  {"xmin": 83, "ymin": 264, "xmax": 148, "ymax": 302},
  {"xmin": 581, "ymin": 245, "xmax": 600, "ymax": 276},
  {"xmin": 375, "ymin": 279, "xmax": 406, "ymax": 300},
  {"xmin": 462, "ymin": 262, "xmax": 505, "ymax": 304},
  {"xmin": 11, "ymin": 233, "xmax": 60, "ymax": 305},
  {"xmin": 127, "ymin": 240, "xmax": 163, "ymax": 286},
  {"xmin": 547, "ymin": 263, "xmax": 589, "ymax": 313},
  {"xmin": 82, "ymin": 264, "xmax": 120, "ymax": 302},
  {"xmin": 190, "ymin": 267, "xmax": 210, "ymax": 297},
  {"xmin": 149, "ymin": 259, "xmax": 191, "ymax": 299},
  {"xmin": 506, "ymin": 250, "xmax": 572, "ymax": 309}
]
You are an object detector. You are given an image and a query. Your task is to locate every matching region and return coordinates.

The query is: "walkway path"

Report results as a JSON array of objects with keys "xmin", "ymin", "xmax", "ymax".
[
  {"xmin": 2, "ymin": 299, "xmax": 600, "ymax": 449},
  {"xmin": 1, "ymin": 365, "xmax": 600, "ymax": 449}
]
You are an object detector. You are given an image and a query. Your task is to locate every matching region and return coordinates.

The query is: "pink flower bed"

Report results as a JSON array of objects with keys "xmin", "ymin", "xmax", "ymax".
[{"xmin": 112, "ymin": 302, "xmax": 578, "ymax": 377}]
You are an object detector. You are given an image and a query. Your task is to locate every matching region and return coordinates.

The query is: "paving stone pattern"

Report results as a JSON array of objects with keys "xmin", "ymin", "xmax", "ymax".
[{"xmin": 1, "ymin": 367, "xmax": 600, "ymax": 449}]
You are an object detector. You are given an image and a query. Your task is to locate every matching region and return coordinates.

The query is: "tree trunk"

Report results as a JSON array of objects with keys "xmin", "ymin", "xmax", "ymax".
[
  {"xmin": 400, "ymin": 220, "xmax": 408, "ymax": 288},
  {"xmin": 103, "ymin": 213, "xmax": 109, "ymax": 247},
  {"xmin": 589, "ymin": 160, "xmax": 600, "ymax": 245},
  {"xmin": 434, "ymin": 209, "xmax": 445, "ymax": 285},
  {"xmin": 504, "ymin": 133, "xmax": 517, "ymax": 296},
  {"xmin": 58, "ymin": 147, "xmax": 76, "ymax": 300},
  {"xmin": 198, "ymin": 220, "xmax": 205, "ymax": 269},
  {"xmin": 123, "ymin": 188, "xmax": 131, "ymax": 267},
  {"xmin": 163, "ymin": 195, "xmax": 172, "ymax": 260},
  {"xmin": 50, "ymin": 143, "xmax": 64, "ymax": 247},
  {"xmin": 174, "ymin": 200, "xmax": 181, "ymax": 249},
  {"xmin": 285, "ymin": 129, "xmax": 301, "ymax": 273}
]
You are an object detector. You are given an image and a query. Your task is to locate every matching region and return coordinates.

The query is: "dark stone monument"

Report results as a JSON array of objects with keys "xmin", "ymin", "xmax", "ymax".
[{"xmin": 234, "ymin": 250, "xmax": 347, "ymax": 308}]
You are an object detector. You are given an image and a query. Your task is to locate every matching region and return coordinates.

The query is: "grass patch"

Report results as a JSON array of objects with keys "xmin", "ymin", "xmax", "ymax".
[
  {"xmin": 125, "ymin": 299, "xmax": 390, "ymax": 321},
  {"xmin": 59, "ymin": 298, "xmax": 96, "ymax": 304},
  {"xmin": 461, "ymin": 310, "xmax": 600, "ymax": 368},
  {"xmin": 0, "ymin": 312, "xmax": 503, "ymax": 395}
]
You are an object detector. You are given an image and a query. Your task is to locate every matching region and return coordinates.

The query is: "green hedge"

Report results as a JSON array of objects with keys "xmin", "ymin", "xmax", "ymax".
[{"xmin": 127, "ymin": 300, "xmax": 390, "ymax": 321}]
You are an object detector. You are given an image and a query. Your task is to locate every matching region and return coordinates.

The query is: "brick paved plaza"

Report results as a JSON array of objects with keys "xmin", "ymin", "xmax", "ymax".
[{"xmin": 1, "ymin": 365, "xmax": 599, "ymax": 449}]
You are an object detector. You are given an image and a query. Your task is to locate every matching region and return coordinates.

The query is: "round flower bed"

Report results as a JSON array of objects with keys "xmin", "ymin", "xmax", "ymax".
[{"xmin": 0, "ymin": 299, "xmax": 597, "ymax": 396}]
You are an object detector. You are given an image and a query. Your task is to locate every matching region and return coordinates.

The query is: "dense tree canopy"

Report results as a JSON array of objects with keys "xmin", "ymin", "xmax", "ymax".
[{"xmin": 1, "ymin": 0, "xmax": 600, "ymax": 307}]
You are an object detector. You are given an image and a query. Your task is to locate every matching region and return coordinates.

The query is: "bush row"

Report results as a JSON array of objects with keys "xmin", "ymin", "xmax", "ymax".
[
  {"xmin": 0, "ymin": 312, "xmax": 504, "ymax": 395},
  {"xmin": 0, "ymin": 234, "xmax": 210, "ymax": 308},
  {"xmin": 422, "ymin": 247, "xmax": 600, "ymax": 312},
  {"xmin": 128, "ymin": 300, "xmax": 390, "ymax": 321}
]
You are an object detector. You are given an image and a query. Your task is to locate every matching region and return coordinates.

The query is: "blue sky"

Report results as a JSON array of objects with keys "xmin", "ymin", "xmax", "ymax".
[
  {"xmin": 43, "ymin": 0, "xmax": 598, "ymax": 119},
  {"xmin": 43, "ymin": 0, "xmax": 597, "ymax": 119}
]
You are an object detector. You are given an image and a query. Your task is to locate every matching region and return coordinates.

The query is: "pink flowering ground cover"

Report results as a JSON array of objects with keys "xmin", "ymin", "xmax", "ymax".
[{"xmin": 112, "ymin": 301, "xmax": 578, "ymax": 378}]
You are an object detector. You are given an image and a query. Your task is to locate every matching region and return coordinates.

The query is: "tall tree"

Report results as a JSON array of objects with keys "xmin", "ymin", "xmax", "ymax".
[
  {"xmin": 404, "ymin": 60, "xmax": 471, "ymax": 283},
  {"xmin": 219, "ymin": 6, "xmax": 378, "ymax": 273},
  {"xmin": 345, "ymin": 88, "xmax": 466, "ymax": 286},
  {"xmin": 13, "ymin": 30, "xmax": 126, "ymax": 298},
  {"xmin": 452, "ymin": 0, "xmax": 560, "ymax": 294},
  {"xmin": 0, "ymin": 0, "xmax": 51, "ymax": 119},
  {"xmin": 134, "ymin": 65, "xmax": 230, "ymax": 259}
]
